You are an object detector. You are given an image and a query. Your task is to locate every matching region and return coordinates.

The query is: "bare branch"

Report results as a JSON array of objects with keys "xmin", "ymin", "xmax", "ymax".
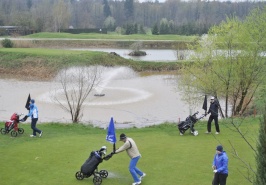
[{"xmin": 52, "ymin": 66, "xmax": 101, "ymax": 123}]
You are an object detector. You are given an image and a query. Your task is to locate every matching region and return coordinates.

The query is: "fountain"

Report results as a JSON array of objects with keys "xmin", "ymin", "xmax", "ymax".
[{"xmin": 33, "ymin": 66, "xmax": 195, "ymax": 128}]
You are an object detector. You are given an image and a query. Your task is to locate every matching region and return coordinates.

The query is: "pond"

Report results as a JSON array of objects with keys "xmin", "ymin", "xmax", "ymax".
[
  {"xmin": 69, "ymin": 48, "xmax": 190, "ymax": 62},
  {"xmin": 0, "ymin": 66, "xmax": 205, "ymax": 129}
]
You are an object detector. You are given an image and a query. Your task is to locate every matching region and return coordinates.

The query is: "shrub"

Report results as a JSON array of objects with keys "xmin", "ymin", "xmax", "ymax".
[{"xmin": 1, "ymin": 38, "xmax": 14, "ymax": 48}]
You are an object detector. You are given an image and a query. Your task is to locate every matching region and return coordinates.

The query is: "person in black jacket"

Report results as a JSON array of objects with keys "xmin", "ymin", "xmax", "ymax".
[{"xmin": 206, "ymin": 97, "xmax": 220, "ymax": 134}]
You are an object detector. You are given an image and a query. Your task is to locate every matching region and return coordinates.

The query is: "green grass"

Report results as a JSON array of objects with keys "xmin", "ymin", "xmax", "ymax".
[
  {"xmin": 0, "ymin": 47, "xmax": 93, "ymax": 56},
  {"xmin": 23, "ymin": 32, "xmax": 197, "ymax": 41},
  {"xmin": 0, "ymin": 117, "xmax": 259, "ymax": 185},
  {"xmin": 0, "ymin": 48, "xmax": 182, "ymax": 74}
]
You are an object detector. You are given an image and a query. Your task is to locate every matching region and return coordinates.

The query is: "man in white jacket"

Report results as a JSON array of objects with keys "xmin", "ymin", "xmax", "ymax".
[{"xmin": 114, "ymin": 133, "xmax": 146, "ymax": 185}]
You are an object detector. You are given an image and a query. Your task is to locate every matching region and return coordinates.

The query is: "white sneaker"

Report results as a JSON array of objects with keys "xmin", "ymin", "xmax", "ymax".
[
  {"xmin": 215, "ymin": 132, "xmax": 220, "ymax": 134},
  {"xmin": 205, "ymin": 131, "xmax": 210, "ymax": 134},
  {"xmin": 140, "ymin": 173, "xmax": 146, "ymax": 180},
  {"xmin": 30, "ymin": 135, "xmax": 36, "ymax": 137},
  {"xmin": 132, "ymin": 181, "xmax": 141, "ymax": 185},
  {"xmin": 39, "ymin": 131, "xmax": 43, "ymax": 137},
  {"xmin": 180, "ymin": 132, "xmax": 183, "ymax": 136}
]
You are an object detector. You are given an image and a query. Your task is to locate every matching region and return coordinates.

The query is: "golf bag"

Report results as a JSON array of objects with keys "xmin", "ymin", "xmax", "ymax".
[
  {"xmin": 178, "ymin": 111, "xmax": 205, "ymax": 136},
  {"xmin": 81, "ymin": 151, "xmax": 104, "ymax": 175},
  {"xmin": 75, "ymin": 146, "xmax": 110, "ymax": 185}
]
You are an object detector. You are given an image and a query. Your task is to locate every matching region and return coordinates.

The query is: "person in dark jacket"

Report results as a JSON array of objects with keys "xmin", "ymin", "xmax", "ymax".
[
  {"xmin": 212, "ymin": 145, "xmax": 228, "ymax": 185},
  {"xmin": 206, "ymin": 96, "xmax": 220, "ymax": 134}
]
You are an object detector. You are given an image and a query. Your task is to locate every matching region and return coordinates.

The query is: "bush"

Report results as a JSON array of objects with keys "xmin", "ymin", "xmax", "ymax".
[{"xmin": 1, "ymin": 38, "xmax": 14, "ymax": 48}]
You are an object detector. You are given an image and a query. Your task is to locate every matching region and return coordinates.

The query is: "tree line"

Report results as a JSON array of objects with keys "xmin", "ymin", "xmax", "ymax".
[{"xmin": 0, "ymin": 0, "xmax": 265, "ymax": 35}]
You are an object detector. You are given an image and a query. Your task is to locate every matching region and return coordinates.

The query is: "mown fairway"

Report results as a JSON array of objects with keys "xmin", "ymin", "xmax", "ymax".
[
  {"xmin": 22, "ymin": 32, "xmax": 197, "ymax": 41},
  {"xmin": 0, "ymin": 117, "xmax": 259, "ymax": 185}
]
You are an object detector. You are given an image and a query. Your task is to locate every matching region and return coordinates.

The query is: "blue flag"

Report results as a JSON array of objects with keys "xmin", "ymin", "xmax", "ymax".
[{"xmin": 106, "ymin": 117, "xmax": 116, "ymax": 144}]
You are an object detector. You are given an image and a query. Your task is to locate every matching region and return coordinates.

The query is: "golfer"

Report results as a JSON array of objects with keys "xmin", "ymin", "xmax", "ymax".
[
  {"xmin": 114, "ymin": 133, "xmax": 146, "ymax": 185},
  {"xmin": 27, "ymin": 99, "xmax": 43, "ymax": 137},
  {"xmin": 206, "ymin": 96, "xmax": 220, "ymax": 134},
  {"xmin": 212, "ymin": 145, "xmax": 228, "ymax": 185}
]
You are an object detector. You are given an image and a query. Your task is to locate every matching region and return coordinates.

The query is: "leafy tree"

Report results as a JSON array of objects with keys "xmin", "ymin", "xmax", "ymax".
[
  {"xmin": 254, "ymin": 97, "xmax": 266, "ymax": 185},
  {"xmin": 103, "ymin": 0, "xmax": 111, "ymax": 18},
  {"xmin": 26, "ymin": 0, "xmax": 32, "ymax": 9},
  {"xmin": 168, "ymin": 20, "xmax": 175, "ymax": 34},
  {"xmin": 1, "ymin": 38, "xmax": 13, "ymax": 48},
  {"xmin": 103, "ymin": 16, "xmax": 116, "ymax": 31},
  {"xmin": 159, "ymin": 18, "xmax": 169, "ymax": 34},
  {"xmin": 139, "ymin": 24, "xmax": 145, "ymax": 34},
  {"xmin": 179, "ymin": 8, "xmax": 266, "ymax": 117},
  {"xmin": 124, "ymin": 23, "xmax": 135, "ymax": 35},
  {"xmin": 134, "ymin": 23, "xmax": 138, "ymax": 34},
  {"xmin": 152, "ymin": 23, "xmax": 159, "ymax": 35},
  {"xmin": 30, "ymin": 0, "xmax": 53, "ymax": 32},
  {"xmin": 13, "ymin": 11, "xmax": 32, "ymax": 29},
  {"xmin": 124, "ymin": 0, "xmax": 134, "ymax": 20}
]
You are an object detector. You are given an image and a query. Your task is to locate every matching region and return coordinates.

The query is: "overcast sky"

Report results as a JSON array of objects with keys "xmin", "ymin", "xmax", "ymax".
[{"xmin": 137, "ymin": 0, "xmax": 254, "ymax": 2}]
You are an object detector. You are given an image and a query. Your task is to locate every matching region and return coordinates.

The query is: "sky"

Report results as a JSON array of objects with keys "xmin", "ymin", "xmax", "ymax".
[{"xmin": 137, "ymin": 0, "xmax": 255, "ymax": 2}]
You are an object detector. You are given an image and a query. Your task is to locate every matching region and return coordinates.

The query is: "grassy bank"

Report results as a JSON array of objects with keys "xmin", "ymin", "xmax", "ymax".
[
  {"xmin": 23, "ymin": 32, "xmax": 198, "ymax": 41},
  {"xmin": 0, "ymin": 48, "xmax": 181, "ymax": 80},
  {"xmin": 0, "ymin": 117, "xmax": 259, "ymax": 185},
  {"xmin": 3, "ymin": 32, "xmax": 197, "ymax": 49}
]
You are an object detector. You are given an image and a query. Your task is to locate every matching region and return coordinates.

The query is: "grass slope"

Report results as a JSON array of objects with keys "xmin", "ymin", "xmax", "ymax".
[
  {"xmin": 0, "ymin": 48, "xmax": 182, "ymax": 80},
  {"xmin": 0, "ymin": 117, "xmax": 258, "ymax": 185},
  {"xmin": 23, "ymin": 32, "xmax": 197, "ymax": 41}
]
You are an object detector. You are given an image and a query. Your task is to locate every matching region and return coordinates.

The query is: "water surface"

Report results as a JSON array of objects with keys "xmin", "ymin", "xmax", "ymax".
[{"xmin": 0, "ymin": 67, "xmax": 203, "ymax": 128}]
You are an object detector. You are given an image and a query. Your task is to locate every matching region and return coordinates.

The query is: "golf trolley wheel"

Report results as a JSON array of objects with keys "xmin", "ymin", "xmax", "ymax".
[
  {"xmin": 93, "ymin": 176, "xmax": 102, "ymax": 185},
  {"xmin": 75, "ymin": 171, "xmax": 84, "ymax": 180},
  {"xmin": 18, "ymin": 128, "xmax": 24, "ymax": 134},
  {"xmin": 1, "ymin": 128, "xmax": 7, "ymax": 135},
  {"xmin": 99, "ymin": 170, "xmax": 108, "ymax": 178},
  {"xmin": 11, "ymin": 130, "xmax": 18, "ymax": 137}
]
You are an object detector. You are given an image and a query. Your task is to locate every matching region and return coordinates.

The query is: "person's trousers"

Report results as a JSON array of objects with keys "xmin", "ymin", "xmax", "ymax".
[
  {"xmin": 129, "ymin": 156, "xmax": 143, "ymax": 183},
  {"xmin": 31, "ymin": 118, "xmax": 41, "ymax": 136},
  {"xmin": 213, "ymin": 173, "xmax": 228, "ymax": 185},
  {"xmin": 207, "ymin": 115, "xmax": 220, "ymax": 132}
]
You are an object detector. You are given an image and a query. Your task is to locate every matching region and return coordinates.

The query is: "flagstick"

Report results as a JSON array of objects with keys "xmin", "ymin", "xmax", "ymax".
[{"xmin": 113, "ymin": 143, "xmax": 116, "ymax": 153}]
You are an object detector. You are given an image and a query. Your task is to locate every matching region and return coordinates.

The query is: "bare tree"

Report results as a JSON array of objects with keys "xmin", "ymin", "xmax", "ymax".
[
  {"xmin": 53, "ymin": 0, "xmax": 71, "ymax": 32},
  {"xmin": 53, "ymin": 66, "xmax": 101, "ymax": 123}
]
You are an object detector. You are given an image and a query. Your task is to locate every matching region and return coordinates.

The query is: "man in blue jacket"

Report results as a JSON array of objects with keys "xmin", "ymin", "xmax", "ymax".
[
  {"xmin": 212, "ymin": 145, "xmax": 228, "ymax": 185},
  {"xmin": 27, "ymin": 99, "xmax": 43, "ymax": 137}
]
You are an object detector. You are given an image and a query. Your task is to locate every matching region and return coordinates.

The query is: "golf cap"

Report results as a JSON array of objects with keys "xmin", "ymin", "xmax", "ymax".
[
  {"xmin": 120, "ymin": 133, "xmax": 127, "ymax": 140},
  {"xmin": 210, "ymin": 97, "xmax": 215, "ymax": 100},
  {"xmin": 30, "ymin": 99, "xmax": 35, "ymax": 103},
  {"xmin": 216, "ymin": 145, "xmax": 223, "ymax": 152}
]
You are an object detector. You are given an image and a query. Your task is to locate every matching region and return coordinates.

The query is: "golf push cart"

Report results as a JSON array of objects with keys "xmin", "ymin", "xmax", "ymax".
[
  {"xmin": 178, "ymin": 111, "xmax": 205, "ymax": 136},
  {"xmin": 75, "ymin": 146, "xmax": 114, "ymax": 185}
]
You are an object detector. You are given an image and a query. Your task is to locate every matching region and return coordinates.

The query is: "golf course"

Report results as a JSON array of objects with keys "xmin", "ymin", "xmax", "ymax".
[
  {"xmin": 0, "ymin": 32, "xmax": 262, "ymax": 185},
  {"xmin": 0, "ymin": 117, "xmax": 259, "ymax": 185}
]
